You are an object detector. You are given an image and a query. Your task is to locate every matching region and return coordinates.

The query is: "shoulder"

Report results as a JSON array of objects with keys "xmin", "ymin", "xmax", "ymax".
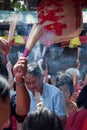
[{"xmin": 43, "ymin": 82, "xmax": 61, "ymax": 94}]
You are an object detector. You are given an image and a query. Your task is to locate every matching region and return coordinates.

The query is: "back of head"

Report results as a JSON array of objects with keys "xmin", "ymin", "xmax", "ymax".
[
  {"xmin": 76, "ymin": 85, "xmax": 87, "ymax": 109},
  {"xmin": 65, "ymin": 68, "xmax": 80, "ymax": 79},
  {"xmin": 24, "ymin": 107, "xmax": 63, "ymax": 130},
  {"xmin": 0, "ymin": 75, "xmax": 10, "ymax": 102}
]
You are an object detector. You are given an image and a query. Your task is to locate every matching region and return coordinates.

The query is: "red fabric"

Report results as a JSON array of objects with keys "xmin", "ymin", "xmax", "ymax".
[
  {"xmin": 79, "ymin": 36, "xmax": 87, "ymax": 44},
  {"xmin": 11, "ymin": 116, "xmax": 17, "ymax": 130},
  {"xmin": 82, "ymin": 118, "xmax": 87, "ymax": 130},
  {"xmin": 65, "ymin": 109, "xmax": 87, "ymax": 130}
]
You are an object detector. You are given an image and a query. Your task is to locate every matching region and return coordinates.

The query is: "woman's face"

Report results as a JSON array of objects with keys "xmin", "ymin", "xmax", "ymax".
[
  {"xmin": 59, "ymin": 85, "xmax": 70, "ymax": 102},
  {"xmin": 0, "ymin": 95, "xmax": 11, "ymax": 129}
]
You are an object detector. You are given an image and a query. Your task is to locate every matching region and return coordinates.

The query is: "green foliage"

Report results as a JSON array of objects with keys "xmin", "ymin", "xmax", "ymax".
[
  {"xmin": 7, "ymin": 0, "xmax": 27, "ymax": 11},
  {"xmin": 14, "ymin": 1, "xmax": 27, "ymax": 11}
]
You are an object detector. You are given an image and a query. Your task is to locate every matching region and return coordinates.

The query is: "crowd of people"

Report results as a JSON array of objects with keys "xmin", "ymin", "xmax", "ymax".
[{"xmin": 0, "ymin": 37, "xmax": 87, "ymax": 130}]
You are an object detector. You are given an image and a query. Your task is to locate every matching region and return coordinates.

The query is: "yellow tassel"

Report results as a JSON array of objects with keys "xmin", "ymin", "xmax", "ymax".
[{"xmin": 69, "ymin": 37, "xmax": 81, "ymax": 48}]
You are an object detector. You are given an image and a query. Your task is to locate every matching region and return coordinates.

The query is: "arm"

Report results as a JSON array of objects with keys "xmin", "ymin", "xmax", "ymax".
[
  {"xmin": 34, "ymin": 90, "xmax": 41, "ymax": 103},
  {"xmin": 13, "ymin": 57, "xmax": 30, "ymax": 116},
  {"xmin": 6, "ymin": 61, "xmax": 14, "ymax": 90},
  {"xmin": 38, "ymin": 46, "xmax": 47, "ymax": 74},
  {"xmin": 38, "ymin": 58, "xmax": 44, "ymax": 74},
  {"xmin": 34, "ymin": 90, "xmax": 44, "ymax": 110},
  {"xmin": 72, "ymin": 74, "xmax": 78, "ymax": 88},
  {"xmin": 42, "ymin": 46, "xmax": 47, "ymax": 58},
  {"xmin": 76, "ymin": 47, "xmax": 81, "ymax": 69}
]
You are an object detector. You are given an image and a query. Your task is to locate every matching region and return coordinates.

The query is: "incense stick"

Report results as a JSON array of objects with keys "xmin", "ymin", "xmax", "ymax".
[
  {"xmin": 7, "ymin": 13, "xmax": 19, "ymax": 61},
  {"xmin": 8, "ymin": 13, "xmax": 20, "ymax": 44}
]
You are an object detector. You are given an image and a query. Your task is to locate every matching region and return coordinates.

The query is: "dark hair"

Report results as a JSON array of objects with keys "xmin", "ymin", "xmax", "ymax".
[
  {"xmin": 27, "ymin": 64, "xmax": 42, "ymax": 79},
  {"xmin": 0, "ymin": 75, "xmax": 10, "ymax": 102},
  {"xmin": 76, "ymin": 85, "xmax": 87, "ymax": 108},
  {"xmin": 24, "ymin": 107, "xmax": 63, "ymax": 130},
  {"xmin": 56, "ymin": 74, "xmax": 74, "ymax": 96}
]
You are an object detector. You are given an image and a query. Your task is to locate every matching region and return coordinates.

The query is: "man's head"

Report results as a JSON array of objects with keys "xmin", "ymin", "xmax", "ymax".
[
  {"xmin": 25, "ymin": 64, "xmax": 43, "ymax": 93},
  {"xmin": 0, "ymin": 75, "xmax": 10, "ymax": 129}
]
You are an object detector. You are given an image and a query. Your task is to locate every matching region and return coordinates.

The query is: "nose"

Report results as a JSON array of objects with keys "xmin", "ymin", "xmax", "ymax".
[{"xmin": 27, "ymin": 83, "xmax": 35, "ymax": 90}]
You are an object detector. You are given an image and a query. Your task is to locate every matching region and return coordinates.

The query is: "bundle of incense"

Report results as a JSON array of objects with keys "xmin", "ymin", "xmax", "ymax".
[
  {"xmin": 23, "ymin": 24, "xmax": 43, "ymax": 57},
  {"xmin": 8, "ymin": 13, "xmax": 20, "ymax": 45}
]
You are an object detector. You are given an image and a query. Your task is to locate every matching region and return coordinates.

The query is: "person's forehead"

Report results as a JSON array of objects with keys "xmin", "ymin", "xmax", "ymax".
[
  {"xmin": 59, "ymin": 84, "xmax": 69, "ymax": 89},
  {"xmin": 25, "ymin": 73, "xmax": 36, "ymax": 77},
  {"xmin": 25, "ymin": 73, "xmax": 39, "ymax": 80}
]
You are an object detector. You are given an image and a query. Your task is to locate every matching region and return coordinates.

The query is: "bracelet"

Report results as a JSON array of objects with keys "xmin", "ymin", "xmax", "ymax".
[
  {"xmin": 15, "ymin": 81, "xmax": 25, "ymax": 86},
  {"xmin": 14, "ymin": 78, "xmax": 25, "ymax": 86}
]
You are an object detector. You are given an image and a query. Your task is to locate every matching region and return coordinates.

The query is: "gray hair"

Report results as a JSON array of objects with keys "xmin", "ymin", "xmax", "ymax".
[
  {"xmin": 27, "ymin": 63, "xmax": 42, "ymax": 79},
  {"xmin": 65, "ymin": 68, "xmax": 80, "ymax": 79}
]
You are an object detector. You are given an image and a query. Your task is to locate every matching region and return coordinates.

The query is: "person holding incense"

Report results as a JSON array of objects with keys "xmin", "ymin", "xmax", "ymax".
[
  {"xmin": 3, "ymin": 57, "xmax": 30, "ymax": 130},
  {"xmin": 37, "ymin": 46, "xmax": 55, "ymax": 85},
  {"xmin": 0, "ymin": 13, "xmax": 19, "ymax": 56},
  {"xmin": 25, "ymin": 63, "xmax": 66, "ymax": 127}
]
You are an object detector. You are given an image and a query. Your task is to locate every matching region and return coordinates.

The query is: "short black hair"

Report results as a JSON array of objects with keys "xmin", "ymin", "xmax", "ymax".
[
  {"xmin": 24, "ymin": 107, "xmax": 63, "ymax": 130},
  {"xmin": 76, "ymin": 85, "xmax": 87, "ymax": 109}
]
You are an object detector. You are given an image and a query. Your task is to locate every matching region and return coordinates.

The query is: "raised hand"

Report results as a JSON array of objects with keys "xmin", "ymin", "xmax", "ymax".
[
  {"xmin": 13, "ymin": 57, "xmax": 27, "ymax": 83},
  {"xmin": 0, "ymin": 37, "xmax": 10, "ymax": 55}
]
